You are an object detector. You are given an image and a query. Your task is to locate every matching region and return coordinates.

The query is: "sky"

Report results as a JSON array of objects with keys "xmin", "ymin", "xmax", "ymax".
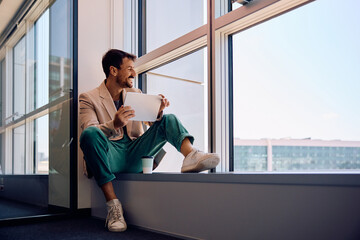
[{"xmin": 232, "ymin": 0, "xmax": 360, "ymax": 141}]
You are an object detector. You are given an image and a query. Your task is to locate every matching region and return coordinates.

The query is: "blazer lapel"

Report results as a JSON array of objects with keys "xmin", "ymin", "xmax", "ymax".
[{"xmin": 98, "ymin": 81, "xmax": 117, "ymax": 120}]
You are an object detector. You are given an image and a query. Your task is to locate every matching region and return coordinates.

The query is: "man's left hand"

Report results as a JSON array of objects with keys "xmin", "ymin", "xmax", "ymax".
[{"xmin": 158, "ymin": 94, "xmax": 170, "ymax": 114}]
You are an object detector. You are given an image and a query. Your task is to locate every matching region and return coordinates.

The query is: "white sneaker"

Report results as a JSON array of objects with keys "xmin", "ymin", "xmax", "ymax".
[
  {"xmin": 181, "ymin": 148, "xmax": 220, "ymax": 173},
  {"xmin": 105, "ymin": 199, "xmax": 127, "ymax": 232}
]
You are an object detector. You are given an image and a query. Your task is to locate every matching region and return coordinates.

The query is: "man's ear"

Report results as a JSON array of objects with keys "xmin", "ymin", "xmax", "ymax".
[{"xmin": 110, "ymin": 66, "xmax": 117, "ymax": 76}]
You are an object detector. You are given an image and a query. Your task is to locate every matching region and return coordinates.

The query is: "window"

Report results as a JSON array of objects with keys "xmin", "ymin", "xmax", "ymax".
[
  {"xmin": 49, "ymin": 0, "xmax": 72, "ymax": 102},
  {"xmin": 1, "ymin": 0, "xmax": 73, "ymax": 180},
  {"xmin": 35, "ymin": 115, "xmax": 49, "ymax": 174},
  {"xmin": 13, "ymin": 37, "xmax": 26, "ymax": 121},
  {"xmin": 0, "ymin": 58, "xmax": 4, "ymax": 127},
  {"xmin": 28, "ymin": 9, "xmax": 50, "ymax": 111},
  {"xmin": 231, "ymin": 0, "xmax": 360, "ymax": 172},
  {"xmin": 145, "ymin": 0, "xmax": 207, "ymax": 53},
  {"xmin": 133, "ymin": 0, "xmax": 359, "ymax": 175},
  {"xmin": 13, "ymin": 124, "xmax": 25, "ymax": 174},
  {"xmin": 144, "ymin": 48, "xmax": 208, "ymax": 172}
]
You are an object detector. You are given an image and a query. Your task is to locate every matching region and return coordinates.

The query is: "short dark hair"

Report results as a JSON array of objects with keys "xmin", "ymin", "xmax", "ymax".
[{"xmin": 102, "ymin": 49, "xmax": 136, "ymax": 78}]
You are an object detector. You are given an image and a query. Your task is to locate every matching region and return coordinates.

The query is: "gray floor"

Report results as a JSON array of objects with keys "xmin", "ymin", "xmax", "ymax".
[
  {"xmin": 0, "ymin": 217, "xmax": 182, "ymax": 240},
  {"xmin": 0, "ymin": 198, "xmax": 49, "ymax": 219}
]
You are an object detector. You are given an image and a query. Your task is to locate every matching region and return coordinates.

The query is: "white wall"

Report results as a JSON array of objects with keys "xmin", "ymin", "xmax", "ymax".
[
  {"xmin": 91, "ymin": 177, "xmax": 360, "ymax": 240},
  {"xmin": 77, "ymin": 0, "xmax": 124, "ymax": 208}
]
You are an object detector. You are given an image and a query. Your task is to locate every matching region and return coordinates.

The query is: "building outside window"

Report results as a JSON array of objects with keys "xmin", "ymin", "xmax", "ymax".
[{"xmin": 232, "ymin": 0, "xmax": 360, "ymax": 172}]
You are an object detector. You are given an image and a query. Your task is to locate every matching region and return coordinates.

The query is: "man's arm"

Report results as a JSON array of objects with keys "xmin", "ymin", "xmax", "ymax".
[{"xmin": 79, "ymin": 93, "xmax": 120, "ymax": 138}]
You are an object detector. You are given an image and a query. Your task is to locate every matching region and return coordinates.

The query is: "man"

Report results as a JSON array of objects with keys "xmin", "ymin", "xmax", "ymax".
[{"xmin": 79, "ymin": 49, "xmax": 220, "ymax": 232}]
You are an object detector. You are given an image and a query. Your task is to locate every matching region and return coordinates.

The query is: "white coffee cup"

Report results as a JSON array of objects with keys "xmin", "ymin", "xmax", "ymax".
[{"xmin": 141, "ymin": 156, "xmax": 154, "ymax": 174}]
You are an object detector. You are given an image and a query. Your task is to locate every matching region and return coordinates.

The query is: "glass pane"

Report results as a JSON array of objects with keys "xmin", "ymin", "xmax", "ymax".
[
  {"xmin": 35, "ymin": 115, "xmax": 49, "ymax": 174},
  {"xmin": 0, "ymin": 133, "xmax": 3, "ymax": 174},
  {"xmin": 0, "ymin": 58, "xmax": 4, "ymax": 127},
  {"xmin": 49, "ymin": 0, "xmax": 72, "ymax": 102},
  {"xmin": 123, "ymin": 1, "xmax": 135, "ymax": 54},
  {"xmin": 13, "ymin": 125, "xmax": 25, "ymax": 174},
  {"xmin": 232, "ymin": 0, "xmax": 360, "ymax": 172},
  {"xmin": 13, "ymin": 37, "xmax": 26, "ymax": 121},
  {"xmin": 48, "ymin": 0, "xmax": 72, "ymax": 208},
  {"xmin": 145, "ymin": 48, "xmax": 208, "ymax": 172},
  {"xmin": 28, "ymin": 10, "xmax": 50, "ymax": 111},
  {"xmin": 146, "ymin": 0, "xmax": 207, "ymax": 53}
]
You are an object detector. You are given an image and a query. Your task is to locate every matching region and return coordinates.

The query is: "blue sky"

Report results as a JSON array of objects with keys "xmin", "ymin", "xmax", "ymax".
[{"xmin": 233, "ymin": 0, "xmax": 360, "ymax": 141}]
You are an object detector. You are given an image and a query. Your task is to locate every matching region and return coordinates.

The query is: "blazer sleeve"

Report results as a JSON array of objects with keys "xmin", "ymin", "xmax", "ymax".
[{"xmin": 79, "ymin": 93, "xmax": 121, "ymax": 138}]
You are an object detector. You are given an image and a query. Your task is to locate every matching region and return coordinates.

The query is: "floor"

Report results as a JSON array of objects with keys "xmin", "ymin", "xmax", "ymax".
[
  {"xmin": 0, "ymin": 198, "xmax": 49, "ymax": 220},
  {"xmin": 0, "ymin": 217, "xmax": 183, "ymax": 240}
]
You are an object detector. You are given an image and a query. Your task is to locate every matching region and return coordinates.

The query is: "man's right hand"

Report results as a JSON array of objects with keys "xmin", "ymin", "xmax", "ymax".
[{"xmin": 113, "ymin": 105, "xmax": 135, "ymax": 129}]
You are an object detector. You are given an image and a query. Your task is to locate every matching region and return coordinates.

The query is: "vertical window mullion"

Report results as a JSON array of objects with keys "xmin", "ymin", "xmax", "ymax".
[
  {"xmin": 138, "ymin": 0, "xmax": 146, "ymax": 91},
  {"xmin": 228, "ymin": 34, "xmax": 234, "ymax": 172},
  {"xmin": 208, "ymin": 0, "xmax": 215, "ymax": 152}
]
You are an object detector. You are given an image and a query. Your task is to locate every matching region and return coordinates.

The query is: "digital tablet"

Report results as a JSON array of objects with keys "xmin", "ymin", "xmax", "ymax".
[{"xmin": 124, "ymin": 92, "xmax": 162, "ymax": 121}]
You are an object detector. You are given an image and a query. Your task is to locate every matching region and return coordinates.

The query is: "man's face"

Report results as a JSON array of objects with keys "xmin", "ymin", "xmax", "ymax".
[{"xmin": 115, "ymin": 57, "xmax": 136, "ymax": 88}]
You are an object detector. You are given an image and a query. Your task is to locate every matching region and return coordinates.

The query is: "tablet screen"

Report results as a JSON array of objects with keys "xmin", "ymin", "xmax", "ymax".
[{"xmin": 124, "ymin": 92, "xmax": 162, "ymax": 121}]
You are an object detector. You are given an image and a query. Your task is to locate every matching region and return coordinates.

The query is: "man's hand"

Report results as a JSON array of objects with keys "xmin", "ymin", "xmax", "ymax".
[
  {"xmin": 158, "ymin": 94, "xmax": 170, "ymax": 114},
  {"xmin": 113, "ymin": 106, "xmax": 135, "ymax": 129}
]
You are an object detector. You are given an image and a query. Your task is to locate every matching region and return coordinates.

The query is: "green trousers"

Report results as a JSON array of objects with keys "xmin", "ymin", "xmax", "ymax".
[{"xmin": 80, "ymin": 114, "xmax": 194, "ymax": 186}]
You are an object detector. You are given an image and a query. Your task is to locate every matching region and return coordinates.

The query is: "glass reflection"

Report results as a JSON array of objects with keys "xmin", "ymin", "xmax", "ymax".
[
  {"xmin": 48, "ymin": 0, "xmax": 72, "ymax": 208},
  {"xmin": 49, "ymin": 0, "xmax": 72, "ymax": 102}
]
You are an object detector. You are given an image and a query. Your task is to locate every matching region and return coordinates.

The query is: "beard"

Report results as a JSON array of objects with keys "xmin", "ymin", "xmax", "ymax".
[
  {"xmin": 117, "ymin": 76, "xmax": 134, "ymax": 88},
  {"xmin": 126, "ymin": 77, "xmax": 134, "ymax": 88}
]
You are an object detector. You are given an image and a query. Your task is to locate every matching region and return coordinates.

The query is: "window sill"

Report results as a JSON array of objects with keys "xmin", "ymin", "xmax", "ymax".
[{"xmin": 115, "ymin": 172, "xmax": 360, "ymax": 187}]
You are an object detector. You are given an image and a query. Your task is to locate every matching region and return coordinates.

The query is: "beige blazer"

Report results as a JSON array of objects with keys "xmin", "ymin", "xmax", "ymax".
[
  {"xmin": 79, "ymin": 80, "xmax": 164, "ymax": 176},
  {"xmin": 79, "ymin": 81, "xmax": 147, "ymax": 141}
]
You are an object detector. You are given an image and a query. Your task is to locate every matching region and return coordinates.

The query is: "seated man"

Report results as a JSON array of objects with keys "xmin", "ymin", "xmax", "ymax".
[{"xmin": 79, "ymin": 49, "xmax": 220, "ymax": 232}]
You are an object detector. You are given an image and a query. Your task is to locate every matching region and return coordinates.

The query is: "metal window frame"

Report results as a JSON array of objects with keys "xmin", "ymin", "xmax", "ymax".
[
  {"xmin": 134, "ymin": 0, "xmax": 312, "ymax": 172},
  {"xmin": 215, "ymin": 0, "xmax": 315, "ymax": 172}
]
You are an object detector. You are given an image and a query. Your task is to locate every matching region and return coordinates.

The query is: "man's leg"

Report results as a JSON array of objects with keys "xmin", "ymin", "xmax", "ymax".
[
  {"xmin": 124, "ymin": 114, "xmax": 194, "ymax": 172},
  {"xmin": 180, "ymin": 137, "xmax": 193, "ymax": 157},
  {"xmin": 80, "ymin": 126, "xmax": 117, "ymax": 186},
  {"xmin": 101, "ymin": 182, "xmax": 117, "ymax": 201},
  {"xmin": 125, "ymin": 114, "xmax": 219, "ymax": 172},
  {"xmin": 80, "ymin": 126, "xmax": 127, "ymax": 232}
]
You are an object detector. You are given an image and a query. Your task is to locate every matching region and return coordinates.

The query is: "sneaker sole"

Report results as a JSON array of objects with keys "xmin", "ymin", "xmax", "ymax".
[
  {"xmin": 181, "ymin": 156, "xmax": 219, "ymax": 173},
  {"xmin": 108, "ymin": 225, "xmax": 127, "ymax": 232}
]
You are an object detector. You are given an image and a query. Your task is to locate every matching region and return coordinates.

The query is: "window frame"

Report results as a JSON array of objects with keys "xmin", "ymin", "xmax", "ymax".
[
  {"xmin": 135, "ymin": 0, "xmax": 304, "ymax": 172},
  {"xmin": 130, "ymin": 0, "xmax": 360, "ymax": 179},
  {"xmin": 215, "ymin": 0, "xmax": 317, "ymax": 172}
]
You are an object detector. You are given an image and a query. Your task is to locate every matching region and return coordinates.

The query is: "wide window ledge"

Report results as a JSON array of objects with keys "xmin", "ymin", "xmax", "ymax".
[{"xmin": 115, "ymin": 172, "xmax": 360, "ymax": 187}]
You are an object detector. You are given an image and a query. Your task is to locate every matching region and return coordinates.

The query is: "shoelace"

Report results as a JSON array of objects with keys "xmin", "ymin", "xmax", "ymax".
[{"xmin": 105, "ymin": 204, "xmax": 123, "ymax": 227}]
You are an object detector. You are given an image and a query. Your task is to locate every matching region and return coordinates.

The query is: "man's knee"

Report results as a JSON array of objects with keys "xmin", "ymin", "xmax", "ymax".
[
  {"xmin": 80, "ymin": 126, "xmax": 106, "ymax": 148},
  {"xmin": 162, "ymin": 113, "xmax": 178, "ymax": 123}
]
